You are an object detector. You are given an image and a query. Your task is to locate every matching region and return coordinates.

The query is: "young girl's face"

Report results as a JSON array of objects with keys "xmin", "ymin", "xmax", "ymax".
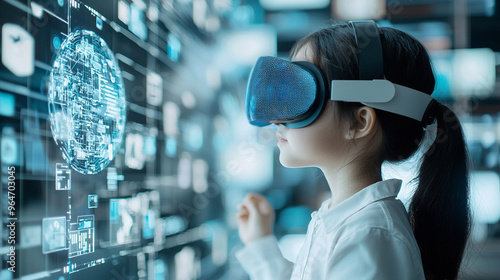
[{"xmin": 275, "ymin": 46, "xmax": 349, "ymax": 169}]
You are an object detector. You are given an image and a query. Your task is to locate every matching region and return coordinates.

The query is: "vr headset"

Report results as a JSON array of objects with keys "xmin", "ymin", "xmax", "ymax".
[{"xmin": 245, "ymin": 20, "xmax": 435, "ymax": 128}]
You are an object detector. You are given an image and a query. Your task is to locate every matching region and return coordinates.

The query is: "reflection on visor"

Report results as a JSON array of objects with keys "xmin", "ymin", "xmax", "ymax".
[{"xmin": 246, "ymin": 56, "xmax": 325, "ymax": 128}]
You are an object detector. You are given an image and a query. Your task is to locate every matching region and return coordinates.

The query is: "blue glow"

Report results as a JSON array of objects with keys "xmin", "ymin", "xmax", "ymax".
[
  {"xmin": 142, "ymin": 209, "xmax": 155, "ymax": 239},
  {"xmin": 182, "ymin": 123, "xmax": 203, "ymax": 151},
  {"xmin": 470, "ymin": 171, "xmax": 500, "ymax": 223},
  {"xmin": 163, "ymin": 215, "xmax": 187, "ymax": 236},
  {"xmin": 143, "ymin": 135, "xmax": 157, "ymax": 155},
  {"xmin": 96, "ymin": 17, "xmax": 103, "ymax": 30},
  {"xmin": 78, "ymin": 215, "xmax": 94, "ymax": 230},
  {"xmin": 155, "ymin": 259, "xmax": 167, "ymax": 280},
  {"xmin": 167, "ymin": 33, "xmax": 181, "ymax": 61},
  {"xmin": 1, "ymin": 127, "xmax": 18, "ymax": 165},
  {"xmin": 52, "ymin": 36, "xmax": 61, "ymax": 50},
  {"xmin": 0, "ymin": 269, "xmax": 13, "ymax": 280},
  {"xmin": 110, "ymin": 200, "xmax": 119, "ymax": 222},
  {"xmin": 0, "ymin": 92, "xmax": 15, "ymax": 117},
  {"xmin": 129, "ymin": 3, "xmax": 148, "ymax": 41},
  {"xmin": 165, "ymin": 137, "xmax": 177, "ymax": 157}
]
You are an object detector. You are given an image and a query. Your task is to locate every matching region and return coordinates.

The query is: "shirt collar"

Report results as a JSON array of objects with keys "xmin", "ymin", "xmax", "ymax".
[{"xmin": 315, "ymin": 179, "xmax": 403, "ymax": 233}]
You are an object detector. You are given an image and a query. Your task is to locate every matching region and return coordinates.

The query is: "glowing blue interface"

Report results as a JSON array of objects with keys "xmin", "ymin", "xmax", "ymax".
[
  {"xmin": 48, "ymin": 29, "xmax": 126, "ymax": 175},
  {"xmin": 0, "ymin": 1, "xmax": 228, "ymax": 279}
]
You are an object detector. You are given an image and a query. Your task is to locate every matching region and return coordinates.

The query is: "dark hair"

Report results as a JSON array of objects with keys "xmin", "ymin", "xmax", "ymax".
[{"xmin": 291, "ymin": 24, "xmax": 471, "ymax": 279}]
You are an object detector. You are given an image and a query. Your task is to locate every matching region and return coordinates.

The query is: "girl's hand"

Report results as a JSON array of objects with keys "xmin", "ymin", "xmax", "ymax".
[{"xmin": 236, "ymin": 193, "xmax": 275, "ymax": 245}]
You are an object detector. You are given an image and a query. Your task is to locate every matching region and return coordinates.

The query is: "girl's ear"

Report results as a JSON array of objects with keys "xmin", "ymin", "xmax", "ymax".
[{"xmin": 351, "ymin": 106, "xmax": 378, "ymax": 140}]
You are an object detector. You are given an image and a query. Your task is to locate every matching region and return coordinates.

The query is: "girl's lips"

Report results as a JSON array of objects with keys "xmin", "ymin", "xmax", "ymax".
[{"xmin": 276, "ymin": 132, "xmax": 287, "ymax": 142}]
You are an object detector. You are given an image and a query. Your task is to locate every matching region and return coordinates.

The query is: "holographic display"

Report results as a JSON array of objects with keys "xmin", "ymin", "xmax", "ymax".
[
  {"xmin": 69, "ymin": 215, "xmax": 95, "ymax": 258},
  {"xmin": 1, "ymin": 126, "xmax": 19, "ymax": 166},
  {"xmin": 129, "ymin": 3, "xmax": 148, "ymax": 41},
  {"xmin": 140, "ymin": 191, "xmax": 159, "ymax": 240},
  {"xmin": 55, "ymin": 163, "xmax": 71, "ymax": 190},
  {"xmin": 146, "ymin": 71, "xmax": 163, "ymax": 106},
  {"xmin": 109, "ymin": 197, "xmax": 141, "ymax": 245},
  {"xmin": 48, "ymin": 29, "xmax": 126, "ymax": 175},
  {"xmin": 42, "ymin": 216, "xmax": 67, "ymax": 254},
  {"xmin": 88, "ymin": 194, "xmax": 98, "ymax": 208},
  {"xmin": 125, "ymin": 133, "xmax": 146, "ymax": 170},
  {"xmin": 107, "ymin": 167, "xmax": 124, "ymax": 190}
]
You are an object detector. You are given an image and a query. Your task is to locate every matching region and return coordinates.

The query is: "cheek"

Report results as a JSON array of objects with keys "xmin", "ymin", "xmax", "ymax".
[
  {"xmin": 280, "ymin": 125, "xmax": 345, "ymax": 167},
  {"xmin": 278, "ymin": 102, "xmax": 349, "ymax": 167}
]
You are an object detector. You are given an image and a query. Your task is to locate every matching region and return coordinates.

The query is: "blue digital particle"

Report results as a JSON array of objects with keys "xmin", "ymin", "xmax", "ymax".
[
  {"xmin": 142, "ymin": 209, "xmax": 155, "ymax": 239},
  {"xmin": 96, "ymin": 17, "xmax": 103, "ymax": 30},
  {"xmin": 167, "ymin": 33, "xmax": 181, "ymax": 62},
  {"xmin": 165, "ymin": 137, "xmax": 177, "ymax": 157},
  {"xmin": 182, "ymin": 122, "xmax": 203, "ymax": 151},
  {"xmin": 143, "ymin": 135, "xmax": 156, "ymax": 155},
  {"xmin": 155, "ymin": 259, "xmax": 167, "ymax": 280},
  {"xmin": 0, "ymin": 92, "xmax": 15, "ymax": 117},
  {"xmin": 52, "ymin": 36, "xmax": 61, "ymax": 50},
  {"xmin": 110, "ymin": 200, "xmax": 119, "ymax": 222}
]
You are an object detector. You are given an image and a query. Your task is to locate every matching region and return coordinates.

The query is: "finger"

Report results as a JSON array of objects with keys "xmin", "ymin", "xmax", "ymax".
[
  {"xmin": 258, "ymin": 200, "xmax": 272, "ymax": 215},
  {"xmin": 236, "ymin": 212, "xmax": 247, "ymax": 221},
  {"xmin": 245, "ymin": 194, "xmax": 271, "ymax": 215},
  {"xmin": 238, "ymin": 205, "xmax": 249, "ymax": 215},
  {"xmin": 241, "ymin": 197, "xmax": 259, "ymax": 216}
]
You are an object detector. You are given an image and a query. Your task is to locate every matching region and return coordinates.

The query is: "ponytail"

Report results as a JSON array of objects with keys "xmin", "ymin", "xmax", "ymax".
[{"xmin": 410, "ymin": 103, "xmax": 471, "ymax": 280}]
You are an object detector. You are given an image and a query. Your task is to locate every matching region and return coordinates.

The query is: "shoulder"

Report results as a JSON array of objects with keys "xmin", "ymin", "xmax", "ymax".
[
  {"xmin": 326, "ymin": 198, "xmax": 424, "ymax": 278},
  {"xmin": 337, "ymin": 196, "xmax": 414, "ymax": 242},
  {"xmin": 325, "ymin": 226, "xmax": 425, "ymax": 280}
]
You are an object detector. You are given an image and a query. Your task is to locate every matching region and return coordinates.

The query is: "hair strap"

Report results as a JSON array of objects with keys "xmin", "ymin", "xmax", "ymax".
[
  {"xmin": 348, "ymin": 20, "xmax": 385, "ymax": 80},
  {"xmin": 422, "ymin": 99, "xmax": 439, "ymax": 127}
]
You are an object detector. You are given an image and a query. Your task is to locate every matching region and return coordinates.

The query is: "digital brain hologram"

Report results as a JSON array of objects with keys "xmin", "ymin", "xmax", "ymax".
[{"xmin": 48, "ymin": 29, "xmax": 126, "ymax": 174}]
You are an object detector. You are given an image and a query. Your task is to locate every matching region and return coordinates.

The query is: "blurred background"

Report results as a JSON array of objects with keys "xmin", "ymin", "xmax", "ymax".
[{"xmin": 0, "ymin": 0, "xmax": 499, "ymax": 279}]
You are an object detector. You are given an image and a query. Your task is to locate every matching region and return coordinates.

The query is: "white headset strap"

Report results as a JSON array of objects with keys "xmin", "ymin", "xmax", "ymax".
[{"xmin": 331, "ymin": 79, "xmax": 434, "ymax": 122}]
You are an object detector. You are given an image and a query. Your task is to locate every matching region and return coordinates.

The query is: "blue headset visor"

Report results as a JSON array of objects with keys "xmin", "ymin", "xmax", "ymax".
[
  {"xmin": 245, "ymin": 56, "xmax": 327, "ymax": 128},
  {"xmin": 246, "ymin": 21, "xmax": 435, "ymax": 129}
]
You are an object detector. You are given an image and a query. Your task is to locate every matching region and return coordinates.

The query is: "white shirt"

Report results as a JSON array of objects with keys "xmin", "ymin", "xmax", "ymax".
[{"xmin": 235, "ymin": 179, "xmax": 426, "ymax": 280}]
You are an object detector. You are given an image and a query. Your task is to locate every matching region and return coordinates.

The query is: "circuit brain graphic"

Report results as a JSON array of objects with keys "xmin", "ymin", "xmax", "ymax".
[{"xmin": 48, "ymin": 30, "xmax": 126, "ymax": 175}]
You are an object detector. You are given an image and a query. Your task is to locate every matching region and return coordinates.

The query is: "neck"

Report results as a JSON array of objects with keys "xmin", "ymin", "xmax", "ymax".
[{"xmin": 321, "ymin": 161, "xmax": 382, "ymax": 209}]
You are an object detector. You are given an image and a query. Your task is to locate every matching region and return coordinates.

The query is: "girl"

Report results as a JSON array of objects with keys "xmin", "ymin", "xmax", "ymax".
[{"xmin": 235, "ymin": 22, "xmax": 470, "ymax": 280}]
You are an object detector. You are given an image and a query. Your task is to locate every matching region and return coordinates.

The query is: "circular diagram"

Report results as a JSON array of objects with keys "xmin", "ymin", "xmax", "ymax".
[{"xmin": 48, "ymin": 30, "xmax": 126, "ymax": 174}]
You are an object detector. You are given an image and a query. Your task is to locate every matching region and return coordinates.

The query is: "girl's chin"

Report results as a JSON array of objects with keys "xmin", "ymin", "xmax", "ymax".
[{"xmin": 278, "ymin": 155, "xmax": 306, "ymax": 168}]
